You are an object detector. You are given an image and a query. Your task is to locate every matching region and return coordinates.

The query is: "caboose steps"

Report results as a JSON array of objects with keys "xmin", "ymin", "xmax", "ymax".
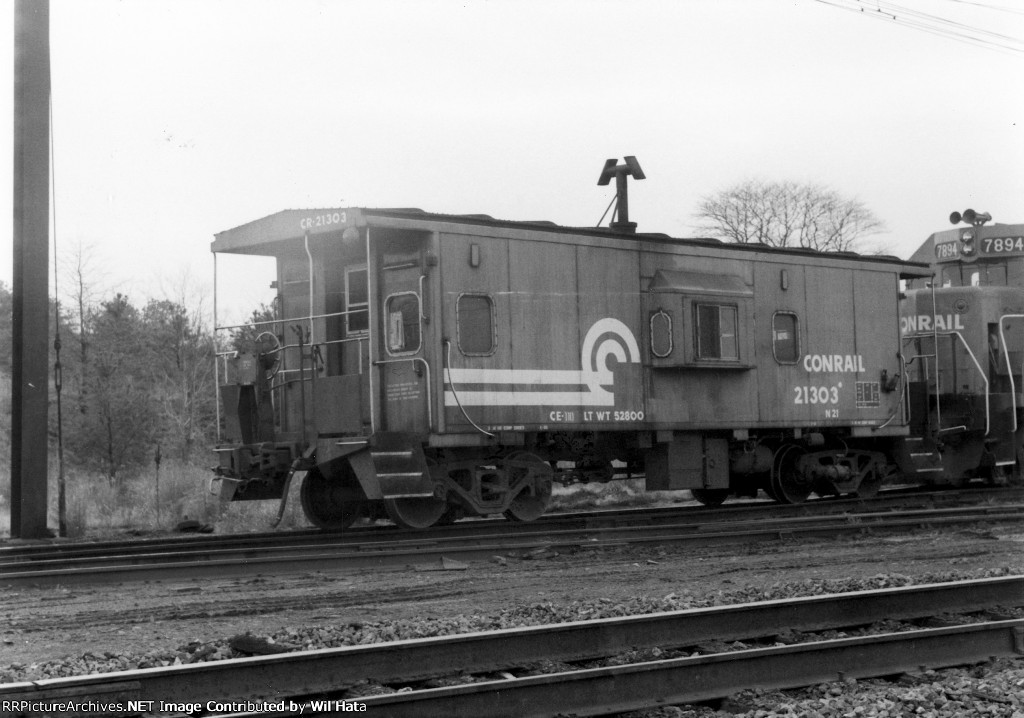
[
  {"xmin": 364, "ymin": 434, "xmax": 434, "ymax": 499},
  {"xmin": 901, "ymin": 437, "xmax": 944, "ymax": 474}
]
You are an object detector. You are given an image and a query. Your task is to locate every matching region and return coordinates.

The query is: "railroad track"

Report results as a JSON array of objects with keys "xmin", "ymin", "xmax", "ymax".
[
  {"xmin": 1, "ymin": 485, "xmax": 1013, "ymax": 563},
  {"xmin": 2, "ymin": 576, "xmax": 1022, "ymax": 716},
  {"xmin": 2, "ymin": 488, "xmax": 1022, "ymax": 586}
]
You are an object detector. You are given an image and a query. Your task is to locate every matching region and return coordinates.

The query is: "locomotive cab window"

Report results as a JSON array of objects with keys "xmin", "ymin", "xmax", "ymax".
[
  {"xmin": 695, "ymin": 303, "xmax": 738, "ymax": 361},
  {"xmin": 772, "ymin": 312, "xmax": 800, "ymax": 364},
  {"xmin": 346, "ymin": 266, "xmax": 368, "ymax": 334},
  {"xmin": 457, "ymin": 294, "xmax": 495, "ymax": 355},
  {"xmin": 385, "ymin": 293, "xmax": 421, "ymax": 355}
]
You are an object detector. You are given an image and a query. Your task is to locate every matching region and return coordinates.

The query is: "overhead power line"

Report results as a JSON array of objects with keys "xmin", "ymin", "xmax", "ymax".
[{"xmin": 814, "ymin": 0, "xmax": 1024, "ymax": 56}]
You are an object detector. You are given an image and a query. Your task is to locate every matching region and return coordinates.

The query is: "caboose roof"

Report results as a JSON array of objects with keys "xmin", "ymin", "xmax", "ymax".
[{"xmin": 212, "ymin": 206, "xmax": 932, "ymax": 279}]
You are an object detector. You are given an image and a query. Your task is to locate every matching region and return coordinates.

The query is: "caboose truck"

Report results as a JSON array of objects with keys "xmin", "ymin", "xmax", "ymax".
[
  {"xmin": 900, "ymin": 210, "xmax": 1024, "ymax": 484},
  {"xmin": 208, "ymin": 170, "xmax": 1017, "ymax": 531}
]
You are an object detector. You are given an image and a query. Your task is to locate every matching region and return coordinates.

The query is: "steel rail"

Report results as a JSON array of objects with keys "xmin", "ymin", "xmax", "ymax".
[
  {"xmin": 4, "ymin": 501, "xmax": 1020, "ymax": 569},
  {"xmin": 348, "ymin": 621, "xmax": 1024, "ymax": 718},
  {"xmin": 2, "ymin": 504, "xmax": 1023, "ymax": 586},
  {"xmin": 2, "ymin": 485, "xmax": 1016, "ymax": 562},
  {"xmin": 2, "ymin": 577, "xmax": 1021, "ymax": 715}
]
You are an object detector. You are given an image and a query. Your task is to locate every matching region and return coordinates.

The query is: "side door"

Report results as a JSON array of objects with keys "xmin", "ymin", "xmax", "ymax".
[{"xmin": 378, "ymin": 262, "xmax": 431, "ymax": 434}]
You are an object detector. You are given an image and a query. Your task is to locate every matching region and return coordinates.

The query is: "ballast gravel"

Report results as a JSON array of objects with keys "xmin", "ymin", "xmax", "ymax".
[
  {"xmin": 3, "ymin": 524, "xmax": 1024, "ymax": 716},
  {"xmin": 5, "ymin": 569, "xmax": 1024, "ymax": 716}
]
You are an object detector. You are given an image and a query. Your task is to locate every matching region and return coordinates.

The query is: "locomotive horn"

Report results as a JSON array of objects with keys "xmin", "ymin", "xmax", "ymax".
[
  {"xmin": 949, "ymin": 211, "xmax": 962, "ymax": 225},
  {"xmin": 962, "ymin": 208, "xmax": 992, "ymax": 226}
]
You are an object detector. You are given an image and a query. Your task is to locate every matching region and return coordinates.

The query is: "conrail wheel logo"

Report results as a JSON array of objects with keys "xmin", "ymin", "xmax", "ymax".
[{"xmin": 444, "ymin": 318, "xmax": 640, "ymax": 407}]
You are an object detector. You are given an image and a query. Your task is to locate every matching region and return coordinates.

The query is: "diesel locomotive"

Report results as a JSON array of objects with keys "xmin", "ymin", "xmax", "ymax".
[
  {"xmin": 210, "ymin": 164, "xmax": 1023, "ymax": 529},
  {"xmin": 900, "ymin": 210, "xmax": 1024, "ymax": 484}
]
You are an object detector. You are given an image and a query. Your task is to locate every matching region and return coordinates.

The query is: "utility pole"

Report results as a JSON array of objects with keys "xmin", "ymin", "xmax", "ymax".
[{"xmin": 11, "ymin": 0, "xmax": 52, "ymax": 538}]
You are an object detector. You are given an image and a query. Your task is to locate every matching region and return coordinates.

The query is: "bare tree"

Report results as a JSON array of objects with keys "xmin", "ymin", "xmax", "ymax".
[
  {"xmin": 143, "ymin": 290, "xmax": 217, "ymax": 461},
  {"xmin": 693, "ymin": 180, "xmax": 886, "ymax": 252},
  {"xmin": 70, "ymin": 294, "xmax": 160, "ymax": 485},
  {"xmin": 60, "ymin": 240, "xmax": 112, "ymax": 415}
]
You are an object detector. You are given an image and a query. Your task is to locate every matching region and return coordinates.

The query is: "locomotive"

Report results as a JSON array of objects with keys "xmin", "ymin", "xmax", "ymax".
[
  {"xmin": 210, "ymin": 161, "xmax": 1022, "ymax": 529},
  {"xmin": 900, "ymin": 210, "xmax": 1024, "ymax": 484}
]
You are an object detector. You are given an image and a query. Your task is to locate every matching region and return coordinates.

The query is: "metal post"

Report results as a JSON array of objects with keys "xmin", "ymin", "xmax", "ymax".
[
  {"xmin": 11, "ymin": 0, "xmax": 51, "ymax": 538},
  {"xmin": 154, "ymin": 444, "xmax": 162, "ymax": 528}
]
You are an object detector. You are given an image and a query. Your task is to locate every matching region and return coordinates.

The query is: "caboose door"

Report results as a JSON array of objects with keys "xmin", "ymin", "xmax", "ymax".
[{"xmin": 377, "ymin": 262, "xmax": 431, "ymax": 434}]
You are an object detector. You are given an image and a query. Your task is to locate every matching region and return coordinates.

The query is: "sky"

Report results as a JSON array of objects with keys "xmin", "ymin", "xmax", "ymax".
[{"xmin": 2, "ymin": 0, "xmax": 1022, "ymax": 325}]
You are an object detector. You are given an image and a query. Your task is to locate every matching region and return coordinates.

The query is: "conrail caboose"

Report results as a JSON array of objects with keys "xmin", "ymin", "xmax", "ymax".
[
  {"xmin": 210, "ymin": 170, "xmax": 1019, "ymax": 530},
  {"xmin": 899, "ymin": 210, "xmax": 1024, "ymax": 483}
]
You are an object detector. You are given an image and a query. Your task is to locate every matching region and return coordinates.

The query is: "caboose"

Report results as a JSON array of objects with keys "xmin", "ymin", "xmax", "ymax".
[{"xmin": 210, "ymin": 170, "xmax": 1011, "ymax": 530}]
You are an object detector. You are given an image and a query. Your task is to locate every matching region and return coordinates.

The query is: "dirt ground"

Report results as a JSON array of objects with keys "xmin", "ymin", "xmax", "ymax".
[{"xmin": 4, "ymin": 520, "xmax": 1023, "ymax": 674}]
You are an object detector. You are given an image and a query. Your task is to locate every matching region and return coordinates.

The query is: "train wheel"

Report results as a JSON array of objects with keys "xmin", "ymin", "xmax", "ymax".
[
  {"xmin": 503, "ymin": 452, "xmax": 554, "ymax": 522},
  {"xmin": 691, "ymin": 488, "xmax": 730, "ymax": 507},
  {"xmin": 434, "ymin": 505, "xmax": 463, "ymax": 526},
  {"xmin": 770, "ymin": 445, "xmax": 812, "ymax": 504},
  {"xmin": 854, "ymin": 468, "xmax": 883, "ymax": 498},
  {"xmin": 300, "ymin": 466, "xmax": 365, "ymax": 530},
  {"xmin": 383, "ymin": 497, "xmax": 448, "ymax": 529},
  {"xmin": 503, "ymin": 484, "xmax": 552, "ymax": 522}
]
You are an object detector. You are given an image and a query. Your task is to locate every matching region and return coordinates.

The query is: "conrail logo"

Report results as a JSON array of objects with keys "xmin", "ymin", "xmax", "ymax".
[
  {"xmin": 900, "ymin": 313, "xmax": 966, "ymax": 334},
  {"xmin": 443, "ymin": 318, "xmax": 640, "ymax": 407},
  {"xmin": 803, "ymin": 354, "xmax": 865, "ymax": 373}
]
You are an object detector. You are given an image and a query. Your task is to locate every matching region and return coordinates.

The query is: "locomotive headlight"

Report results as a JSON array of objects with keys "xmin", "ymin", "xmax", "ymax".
[{"xmin": 960, "ymin": 229, "xmax": 976, "ymax": 256}]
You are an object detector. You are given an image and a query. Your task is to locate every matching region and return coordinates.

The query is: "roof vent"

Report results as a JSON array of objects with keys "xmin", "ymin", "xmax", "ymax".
[{"xmin": 597, "ymin": 156, "xmax": 645, "ymax": 233}]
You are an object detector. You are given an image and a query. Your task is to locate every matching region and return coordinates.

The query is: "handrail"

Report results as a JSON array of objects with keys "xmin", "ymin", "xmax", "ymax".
[
  {"xmin": 929, "ymin": 276, "xmax": 942, "ymax": 432},
  {"xmin": 215, "ymin": 335, "xmax": 367, "ymax": 359},
  {"xmin": 214, "ymin": 253, "xmax": 221, "ymax": 442},
  {"xmin": 366, "ymin": 227, "xmax": 376, "ymax": 433},
  {"xmin": 373, "ymin": 357, "xmax": 433, "ymax": 431},
  {"xmin": 998, "ymin": 314, "xmax": 1024, "ymax": 431},
  {"xmin": 876, "ymin": 352, "xmax": 907, "ymax": 430},
  {"xmin": 419, "ymin": 274, "xmax": 428, "ymax": 323},
  {"xmin": 215, "ymin": 308, "xmax": 357, "ymax": 333},
  {"xmin": 902, "ymin": 329, "xmax": 990, "ymax": 436},
  {"xmin": 214, "ymin": 346, "xmax": 222, "ymax": 442},
  {"xmin": 304, "ymin": 231, "xmax": 315, "ymax": 346},
  {"xmin": 444, "ymin": 340, "xmax": 495, "ymax": 439}
]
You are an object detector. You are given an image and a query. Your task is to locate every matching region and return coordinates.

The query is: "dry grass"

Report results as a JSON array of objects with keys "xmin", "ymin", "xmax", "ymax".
[
  {"xmin": 214, "ymin": 474, "xmax": 312, "ymax": 534},
  {"xmin": 0, "ymin": 465, "xmax": 692, "ymax": 538},
  {"xmin": 0, "ymin": 458, "xmax": 222, "ymax": 539}
]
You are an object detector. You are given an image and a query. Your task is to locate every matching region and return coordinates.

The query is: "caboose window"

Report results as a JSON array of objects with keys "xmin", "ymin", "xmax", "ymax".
[
  {"xmin": 772, "ymin": 312, "xmax": 800, "ymax": 364},
  {"xmin": 457, "ymin": 294, "xmax": 495, "ymax": 355},
  {"xmin": 695, "ymin": 303, "xmax": 738, "ymax": 361},
  {"xmin": 346, "ymin": 266, "xmax": 368, "ymax": 334},
  {"xmin": 650, "ymin": 310, "xmax": 673, "ymax": 358},
  {"xmin": 385, "ymin": 293, "xmax": 421, "ymax": 354}
]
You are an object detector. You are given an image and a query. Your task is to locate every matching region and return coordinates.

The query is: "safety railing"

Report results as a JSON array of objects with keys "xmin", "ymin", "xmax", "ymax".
[
  {"xmin": 213, "ymin": 309, "xmax": 368, "ymax": 443},
  {"xmin": 901, "ymin": 330, "xmax": 990, "ymax": 437},
  {"xmin": 998, "ymin": 314, "xmax": 1024, "ymax": 432}
]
